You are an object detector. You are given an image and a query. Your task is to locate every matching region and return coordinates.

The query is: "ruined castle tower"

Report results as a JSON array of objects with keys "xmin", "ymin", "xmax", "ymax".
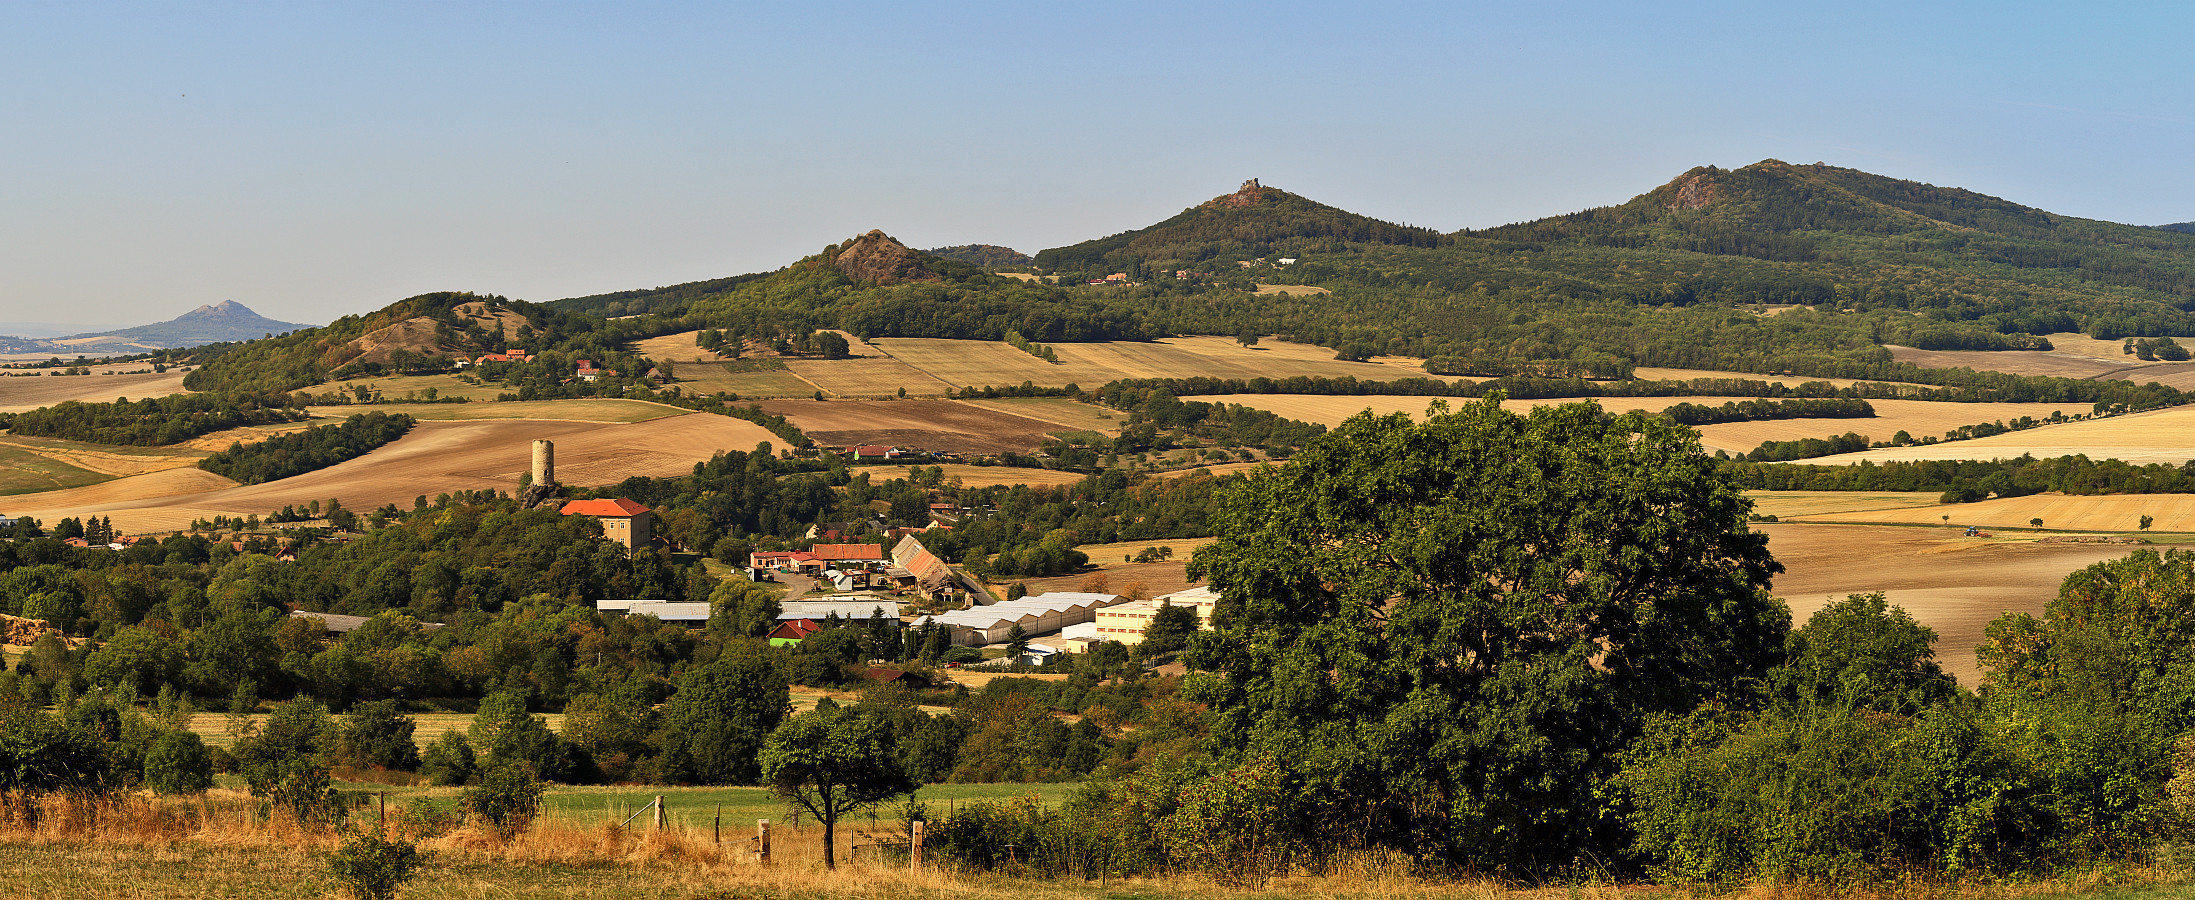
[{"xmin": 531, "ymin": 439, "xmax": 555, "ymax": 487}]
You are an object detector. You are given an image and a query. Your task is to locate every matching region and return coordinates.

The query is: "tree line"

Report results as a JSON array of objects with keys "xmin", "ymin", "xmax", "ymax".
[{"xmin": 198, "ymin": 413, "xmax": 415, "ymax": 485}]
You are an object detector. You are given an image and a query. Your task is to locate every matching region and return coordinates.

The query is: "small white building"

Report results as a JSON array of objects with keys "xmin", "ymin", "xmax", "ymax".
[{"xmin": 1092, "ymin": 585, "xmax": 1220, "ymax": 645}]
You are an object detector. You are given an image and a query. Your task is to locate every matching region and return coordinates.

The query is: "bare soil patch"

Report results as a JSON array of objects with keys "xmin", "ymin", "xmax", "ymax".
[
  {"xmin": 0, "ymin": 369, "xmax": 190, "ymax": 413},
  {"xmin": 1762, "ymin": 523, "xmax": 2143, "ymax": 684},
  {"xmin": 953, "ymin": 398, "xmax": 1121, "ymax": 435},
  {"xmin": 2, "ymin": 413, "xmax": 779, "ymax": 533},
  {"xmin": 757, "ymin": 400, "xmax": 1067, "ymax": 454}
]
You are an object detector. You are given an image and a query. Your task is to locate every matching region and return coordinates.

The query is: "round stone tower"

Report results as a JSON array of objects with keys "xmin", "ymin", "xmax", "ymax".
[{"xmin": 531, "ymin": 439, "xmax": 554, "ymax": 487}]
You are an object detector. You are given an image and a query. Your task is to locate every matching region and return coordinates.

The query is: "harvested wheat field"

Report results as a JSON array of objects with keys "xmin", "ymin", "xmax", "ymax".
[
  {"xmin": 871, "ymin": 335, "xmax": 1450, "ymax": 391},
  {"xmin": 1, "ymin": 413, "xmax": 780, "ymax": 533},
  {"xmin": 850, "ymin": 464, "xmax": 1088, "ymax": 488},
  {"xmin": 1630, "ymin": 366, "xmax": 1923, "ymax": 389},
  {"xmin": 1747, "ymin": 490, "xmax": 1942, "ymax": 519},
  {"xmin": 628, "ymin": 329, "xmax": 733, "ymax": 363},
  {"xmin": 1762, "ymin": 523, "xmax": 2144, "ymax": 684},
  {"xmin": 782, "ymin": 355, "xmax": 955, "ymax": 398},
  {"xmin": 303, "ymin": 398, "xmax": 687, "ymax": 423},
  {"xmin": 1208, "ymin": 394, "xmax": 2086, "ymax": 454},
  {"xmin": 757, "ymin": 399, "xmax": 1069, "ymax": 455},
  {"xmin": 1794, "ymin": 492, "xmax": 2195, "ymax": 534},
  {"xmin": 0, "ymin": 369, "xmax": 190, "ymax": 413},
  {"xmin": 1811, "ymin": 403, "xmax": 2195, "ymax": 465},
  {"xmin": 661, "ymin": 361, "xmax": 817, "ymax": 397}
]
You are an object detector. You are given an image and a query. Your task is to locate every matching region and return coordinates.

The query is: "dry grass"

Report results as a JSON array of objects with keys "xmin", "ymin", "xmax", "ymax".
[
  {"xmin": 1252, "ymin": 283, "xmax": 1332, "ymax": 296},
  {"xmin": 781, "ymin": 356, "xmax": 957, "ymax": 399},
  {"xmin": 1631, "ymin": 366, "xmax": 1925, "ymax": 389},
  {"xmin": 321, "ymin": 373, "xmax": 514, "ymax": 402},
  {"xmin": 1747, "ymin": 491, "xmax": 1944, "ymax": 519},
  {"xmin": 0, "ymin": 369, "xmax": 191, "ymax": 414},
  {"xmin": 0, "ymin": 792, "xmax": 2179, "ymax": 899},
  {"xmin": 629, "ymin": 331, "xmax": 732, "ymax": 364},
  {"xmin": 660, "ymin": 363, "xmax": 818, "ymax": 399},
  {"xmin": 1887, "ymin": 333, "xmax": 2195, "ymax": 389}
]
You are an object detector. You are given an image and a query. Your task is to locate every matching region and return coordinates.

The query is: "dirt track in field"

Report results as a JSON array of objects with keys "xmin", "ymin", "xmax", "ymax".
[{"xmin": 1, "ymin": 413, "xmax": 780, "ymax": 533}]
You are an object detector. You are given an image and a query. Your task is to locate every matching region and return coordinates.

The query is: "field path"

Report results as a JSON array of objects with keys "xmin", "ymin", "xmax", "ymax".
[{"xmin": 1, "ymin": 413, "xmax": 780, "ymax": 532}]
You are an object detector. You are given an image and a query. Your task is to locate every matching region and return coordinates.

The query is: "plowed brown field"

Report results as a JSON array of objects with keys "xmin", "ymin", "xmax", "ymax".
[
  {"xmin": 1763, "ymin": 523, "xmax": 2143, "ymax": 684},
  {"xmin": 1, "ymin": 413, "xmax": 780, "ymax": 533},
  {"xmin": 0, "ymin": 369, "xmax": 190, "ymax": 413}
]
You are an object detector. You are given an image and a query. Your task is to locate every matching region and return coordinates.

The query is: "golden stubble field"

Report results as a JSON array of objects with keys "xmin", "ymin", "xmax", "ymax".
[
  {"xmin": 868, "ymin": 335, "xmax": 1450, "ymax": 390},
  {"xmin": 0, "ymin": 368, "xmax": 191, "ymax": 413},
  {"xmin": 1813, "ymin": 402, "xmax": 2195, "ymax": 465},
  {"xmin": 1889, "ymin": 333, "xmax": 2195, "ymax": 389},
  {"xmin": 0, "ymin": 410, "xmax": 782, "ymax": 532},
  {"xmin": 757, "ymin": 399, "xmax": 1079, "ymax": 455},
  {"xmin": 1204, "ymin": 394, "xmax": 2087, "ymax": 455}
]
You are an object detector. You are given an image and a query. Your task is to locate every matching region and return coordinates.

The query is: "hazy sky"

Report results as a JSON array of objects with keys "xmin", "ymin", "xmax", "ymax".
[{"xmin": 4, "ymin": 1, "xmax": 2190, "ymax": 329}]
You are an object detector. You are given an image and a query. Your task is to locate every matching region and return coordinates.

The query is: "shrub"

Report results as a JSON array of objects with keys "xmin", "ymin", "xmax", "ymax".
[
  {"xmin": 327, "ymin": 828, "xmax": 427, "ymax": 900},
  {"xmin": 143, "ymin": 729, "xmax": 214, "ymax": 795},
  {"xmin": 462, "ymin": 763, "xmax": 543, "ymax": 834},
  {"xmin": 418, "ymin": 731, "xmax": 475, "ymax": 787},
  {"xmin": 339, "ymin": 700, "xmax": 421, "ymax": 771}
]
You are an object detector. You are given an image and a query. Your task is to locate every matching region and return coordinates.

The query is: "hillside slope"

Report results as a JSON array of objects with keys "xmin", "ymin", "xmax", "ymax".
[{"xmin": 1035, "ymin": 179, "xmax": 1444, "ymax": 275}]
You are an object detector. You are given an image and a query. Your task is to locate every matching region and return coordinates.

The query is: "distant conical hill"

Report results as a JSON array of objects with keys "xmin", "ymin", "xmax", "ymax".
[
  {"xmin": 1034, "ymin": 179, "xmax": 1444, "ymax": 275},
  {"xmin": 49, "ymin": 300, "xmax": 311, "ymax": 352}
]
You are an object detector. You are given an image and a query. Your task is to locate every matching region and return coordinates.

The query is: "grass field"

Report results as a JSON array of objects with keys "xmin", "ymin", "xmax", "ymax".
[
  {"xmin": 322, "ymin": 372, "xmax": 513, "ymax": 402},
  {"xmin": 0, "ymin": 368, "xmax": 190, "ymax": 413},
  {"xmin": 1, "ymin": 413, "xmax": 782, "ymax": 533},
  {"xmin": 0, "ymin": 443, "xmax": 110, "ymax": 495},
  {"xmin": 304, "ymin": 399, "xmax": 689, "ymax": 423},
  {"xmin": 541, "ymin": 781, "xmax": 1072, "ymax": 829},
  {"xmin": 1206, "ymin": 394, "xmax": 2091, "ymax": 455}
]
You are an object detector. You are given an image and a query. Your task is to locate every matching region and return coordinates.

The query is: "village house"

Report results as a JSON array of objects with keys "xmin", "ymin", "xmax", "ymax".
[{"xmin": 559, "ymin": 498, "xmax": 653, "ymax": 550}]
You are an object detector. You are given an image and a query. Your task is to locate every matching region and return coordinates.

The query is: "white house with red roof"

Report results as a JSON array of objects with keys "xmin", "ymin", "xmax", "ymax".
[{"xmin": 560, "ymin": 498, "xmax": 653, "ymax": 550}]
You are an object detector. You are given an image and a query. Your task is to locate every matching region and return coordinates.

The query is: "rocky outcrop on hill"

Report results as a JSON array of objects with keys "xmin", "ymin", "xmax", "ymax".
[
  {"xmin": 1203, "ymin": 178, "xmax": 1269, "ymax": 210},
  {"xmin": 833, "ymin": 230, "xmax": 939, "ymax": 285}
]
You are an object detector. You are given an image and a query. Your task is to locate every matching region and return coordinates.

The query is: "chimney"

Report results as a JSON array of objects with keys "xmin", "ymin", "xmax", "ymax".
[{"xmin": 532, "ymin": 440, "xmax": 554, "ymax": 487}]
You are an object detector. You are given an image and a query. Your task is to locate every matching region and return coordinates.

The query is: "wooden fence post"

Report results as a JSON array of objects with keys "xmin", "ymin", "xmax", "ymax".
[
  {"xmin": 653, "ymin": 795, "xmax": 665, "ymax": 831},
  {"xmin": 910, "ymin": 819, "xmax": 924, "ymax": 870},
  {"xmin": 713, "ymin": 802, "xmax": 721, "ymax": 845},
  {"xmin": 758, "ymin": 819, "xmax": 771, "ymax": 864}
]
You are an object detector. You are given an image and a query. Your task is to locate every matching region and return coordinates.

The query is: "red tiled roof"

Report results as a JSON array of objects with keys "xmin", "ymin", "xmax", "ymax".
[
  {"xmin": 560, "ymin": 498, "xmax": 651, "ymax": 517},
  {"xmin": 812, "ymin": 543, "xmax": 884, "ymax": 561},
  {"xmin": 852, "ymin": 445, "xmax": 894, "ymax": 455}
]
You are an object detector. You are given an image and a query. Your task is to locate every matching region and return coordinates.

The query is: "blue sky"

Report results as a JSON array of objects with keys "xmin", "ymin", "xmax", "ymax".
[{"xmin": 3, "ymin": 1, "xmax": 2191, "ymax": 329}]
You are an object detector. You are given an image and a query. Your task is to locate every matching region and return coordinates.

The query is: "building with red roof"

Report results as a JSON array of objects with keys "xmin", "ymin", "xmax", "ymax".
[{"xmin": 560, "ymin": 498, "xmax": 653, "ymax": 550}]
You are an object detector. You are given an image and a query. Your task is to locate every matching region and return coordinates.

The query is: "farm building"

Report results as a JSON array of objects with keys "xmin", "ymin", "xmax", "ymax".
[
  {"xmin": 916, "ymin": 591, "xmax": 1127, "ymax": 646},
  {"xmin": 768, "ymin": 619, "xmax": 821, "ymax": 646},
  {"xmin": 778, "ymin": 598, "xmax": 902, "ymax": 626},
  {"xmin": 559, "ymin": 498, "xmax": 653, "ymax": 550},
  {"xmin": 1092, "ymin": 585, "xmax": 1221, "ymax": 645},
  {"xmin": 618, "ymin": 601, "xmax": 711, "ymax": 626}
]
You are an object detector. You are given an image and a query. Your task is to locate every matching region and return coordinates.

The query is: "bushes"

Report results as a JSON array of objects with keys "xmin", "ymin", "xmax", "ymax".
[
  {"xmin": 327, "ymin": 829, "xmax": 426, "ymax": 900},
  {"xmin": 199, "ymin": 413, "xmax": 415, "ymax": 484},
  {"xmin": 143, "ymin": 730, "xmax": 214, "ymax": 795},
  {"xmin": 462, "ymin": 763, "xmax": 544, "ymax": 835}
]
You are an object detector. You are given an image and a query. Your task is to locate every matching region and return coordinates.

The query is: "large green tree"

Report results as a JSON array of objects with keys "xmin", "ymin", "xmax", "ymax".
[
  {"xmin": 1181, "ymin": 396, "xmax": 1789, "ymax": 869},
  {"xmin": 759, "ymin": 705, "xmax": 916, "ymax": 869},
  {"xmin": 659, "ymin": 641, "xmax": 789, "ymax": 784}
]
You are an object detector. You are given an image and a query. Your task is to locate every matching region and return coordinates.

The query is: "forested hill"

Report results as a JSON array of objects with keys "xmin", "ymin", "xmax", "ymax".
[
  {"xmin": 550, "ymin": 272, "xmax": 774, "ymax": 318},
  {"xmin": 2160, "ymin": 223, "xmax": 2195, "ymax": 235},
  {"xmin": 1034, "ymin": 179, "xmax": 1446, "ymax": 277},
  {"xmin": 657, "ymin": 230, "xmax": 1155, "ymax": 343},
  {"xmin": 928, "ymin": 244, "xmax": 1034, "ymax": 269}
]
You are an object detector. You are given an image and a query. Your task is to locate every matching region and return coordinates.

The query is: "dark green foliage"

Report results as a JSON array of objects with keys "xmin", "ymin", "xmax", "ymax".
[
  {"xmin": 1662, "ymin": 397, "xmax": 1873, "ymax": 426},
  {"xmin": 1979, "ymin": 549, "xmax": 2195, "ymax": 734},
  {"xmin": 418, "ymin": 731, "xmax": 475, "ymax": 787},
  {"xmin": 928, "ymin": 244, "xmax": 1034, "ymax": 269},
  {"xmin": 469, "ymin": 690, "xmax": 576, "ymax": 783},
  {"xmin": 339, "ymin": 700, "xmax": 421, "ymax": 771},
  {"xmin": 1137, "ymin": 603, "xmax": 1198, "ymax": 656},
  {"xmin": 327, "ymin": 829, "xmax": 427, "ymax": 900},
  {"xmin": 0, "ymin": 392, "xmax": 306, "ymax": 446},
  {"xmin": 143, "ymin": 729, "xmax": 214, "ymax": 795},
  {"xmin": 0, "ymin": 698, "xmax": 112, "ymax": 793},
  {"xmin": 1744, "ymin": 432, "xmax": 1871, "ymax": 462},
  {"xmin": 461, "ymin": 762, "xmax": 543, "ymax": 834},
  {"xmin": 1036, "ymin": 179, "xmax": 1443, "ymax": 275},
  {"xmin": 1772, "ymin": 593, "xmax": 1959, "ymax": 715},
  {"xmin": 659, "ymin": 641, "xmax": 789, "ymax": 785},
  {"xmin": 199, "ymin": 413, "xmax": 414, "ymax": 484},
  {"xmin": 1181, "ymin": 396, "xmax": 1787, "ymax": 870}
]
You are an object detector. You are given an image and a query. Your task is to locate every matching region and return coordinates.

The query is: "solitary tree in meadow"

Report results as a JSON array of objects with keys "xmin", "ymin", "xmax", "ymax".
[{"xmin": 2031, "ymin": 518, "xmax": 2045, "ymax": 529}]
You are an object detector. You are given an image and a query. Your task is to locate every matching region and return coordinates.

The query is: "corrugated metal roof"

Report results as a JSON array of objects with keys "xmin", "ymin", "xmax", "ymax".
[{"xmin": 778, "ymin": 599, "xmax": 900, "ymax": 621}]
